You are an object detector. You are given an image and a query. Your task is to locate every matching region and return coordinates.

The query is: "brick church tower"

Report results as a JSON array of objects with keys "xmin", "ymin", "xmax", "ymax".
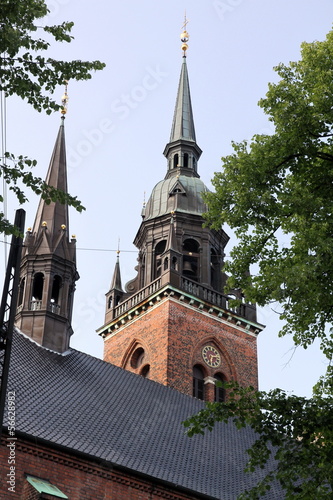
[{"xmin": 98, "ymin": 29, "xmax": 263, "ymax": 401}]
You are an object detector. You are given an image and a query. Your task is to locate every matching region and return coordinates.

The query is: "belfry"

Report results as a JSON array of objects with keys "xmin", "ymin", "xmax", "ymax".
[{"xmin": 98, "ymin": 24, "xmax": 262, "ymax": 400}]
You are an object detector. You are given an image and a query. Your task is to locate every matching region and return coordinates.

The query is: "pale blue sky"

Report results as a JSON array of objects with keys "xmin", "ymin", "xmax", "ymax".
[{"xmin": 2, "ymin": 0, "xmax": 333, "ymax": 396}]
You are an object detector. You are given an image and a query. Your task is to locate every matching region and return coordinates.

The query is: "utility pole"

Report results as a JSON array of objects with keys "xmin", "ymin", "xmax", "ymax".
[{"xmin": 0, "ymin": 209, "xmax": 25, "ymax": 434}]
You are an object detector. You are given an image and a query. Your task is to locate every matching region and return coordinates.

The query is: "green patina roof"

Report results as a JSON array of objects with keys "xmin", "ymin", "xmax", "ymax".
[
  {"xmin": 143, "ymin": 174, "xmax": 208, "ymax": 220},
  {"xmin": 26, "ymin": 475, "xmax": 68, "ymax": 498}
]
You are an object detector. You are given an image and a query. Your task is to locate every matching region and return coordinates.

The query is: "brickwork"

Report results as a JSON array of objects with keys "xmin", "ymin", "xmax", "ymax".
[
  {"xmin": 0, "ymin": 436, "xmax": 204, "ymax": 500},
  {"xmin": 103, "ymin": 297, "xmax": 258, "ymax": 398}
]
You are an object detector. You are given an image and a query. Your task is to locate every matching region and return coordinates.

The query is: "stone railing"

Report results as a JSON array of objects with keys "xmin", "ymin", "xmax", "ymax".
[
  {"xmin": 30, "ymin": 300, "xmax": 42, "ymax": 311},
  {"xmin": 181, "ymin": 278, "xmax": 256, "ymax": 321},
  {"xmin": 28, "ymin": 300, "xmax": 61, "ymax": 315},
  {"xmin": 112, "ymin": 276, "xmax": 256, "ymax": 323},
  {"xmin": 49, "ymin": 302, "xmax": 61, "ymax": 314},
  {"xmin": 113, "ymin": 278, "xmax": 162, "ymax": 318}
]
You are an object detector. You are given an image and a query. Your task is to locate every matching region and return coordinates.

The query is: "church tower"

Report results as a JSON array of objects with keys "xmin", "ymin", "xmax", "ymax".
[
  {"xmin": 98, "ymin": 26, "xmax": 263, "ymax": 400},
  {"xmin": 15, "ymin": 93, "xmax": 79, "ymax": 354}
]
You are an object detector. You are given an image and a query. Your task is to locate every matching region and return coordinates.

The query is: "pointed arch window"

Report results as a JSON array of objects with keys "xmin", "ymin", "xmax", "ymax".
[
  {"xmin": 183, "ymin": 238, "xmax": 200, "ymax": 282},
  {"xmin": 193, "ymin": 364, "xmax": 205, "ymax": 400}
]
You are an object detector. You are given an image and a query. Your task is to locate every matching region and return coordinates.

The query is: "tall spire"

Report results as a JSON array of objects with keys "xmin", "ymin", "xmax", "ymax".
[
  {"xmin": 169, "ymin": 57, "xmax": 196, "ymax": 143},
  {"xmin": 163, "ymin": 19, "xmax": 202, "ymax": 178},
  {"xmin": 32, "ymin": 118, "xmax": 69, "ymax": 254}
]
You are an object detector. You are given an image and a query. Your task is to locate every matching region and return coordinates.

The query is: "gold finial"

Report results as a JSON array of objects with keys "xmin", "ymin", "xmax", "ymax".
[
  {"xmin": 117, "ymin": 238, "xmax": 120, "ymax": 256},
  {"xmin": 180, "ymin": 12, "xmax": 189, "ymax": 55},
  {"xmin": 61, "ymin": 80, "xmax": 69, "ymax": 115}
]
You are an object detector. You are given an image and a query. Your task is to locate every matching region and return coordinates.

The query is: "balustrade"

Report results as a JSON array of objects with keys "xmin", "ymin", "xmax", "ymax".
[{"xmin": 111, "ymin": 276, "xmax": 255, "ymax": 322}]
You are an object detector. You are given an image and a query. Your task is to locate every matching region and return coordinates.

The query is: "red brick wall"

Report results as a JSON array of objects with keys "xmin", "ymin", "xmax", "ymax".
[
  {"xmin": 103, "ymin": 297, "xmax": 258, "ymax": 397},
  {"xmin": 104, "ymin": 300, "xmax": 170, "ymax": 385},
  {"xmin": 0, "ymin": 436, "xmax": 203, "ymax": 500}
]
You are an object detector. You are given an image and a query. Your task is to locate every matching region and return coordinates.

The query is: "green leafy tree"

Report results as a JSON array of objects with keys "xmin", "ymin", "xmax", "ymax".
[
  {"xmin": 184, "ymin": 28, "xmax": 333, "ymax": 498},
  {"xmin": 0, "ymin": 0, "xmax": 105, "ymax": 234}
]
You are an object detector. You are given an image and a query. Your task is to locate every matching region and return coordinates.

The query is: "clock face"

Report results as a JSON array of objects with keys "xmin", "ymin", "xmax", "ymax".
[{"xmin": 202, "ymin": 345, "xmax": 221, "ymax": 368}]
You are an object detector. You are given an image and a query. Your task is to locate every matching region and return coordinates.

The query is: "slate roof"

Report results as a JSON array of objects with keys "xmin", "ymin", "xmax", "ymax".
[{"xmin": 4, "ymin": 330, "xmax": 281, "ymax": 500}]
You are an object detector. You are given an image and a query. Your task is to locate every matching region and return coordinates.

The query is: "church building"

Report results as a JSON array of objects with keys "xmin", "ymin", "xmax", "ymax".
[{"xmin": 0, "ymin": 25, "xmax": 281, "ymax": 500}]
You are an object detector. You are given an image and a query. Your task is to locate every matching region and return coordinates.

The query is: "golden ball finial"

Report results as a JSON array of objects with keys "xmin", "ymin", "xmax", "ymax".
[
  {"xmin": 181, "ymin": 14, "xmax": 189, "ymax": 54},
  {"xmin": 61, "ymin": 80, "xmax": 69, "ymax": 115},
  {"xmin": 42, "ymin": 221, "xmax": 47, "ymax": 227},
  {"xmin": 180, "ymin": 30, "xmax": 189, "ymax": 43},
  {"xmin": 61, "ymin": 224, "xmax": 66, "ymax": 230}
]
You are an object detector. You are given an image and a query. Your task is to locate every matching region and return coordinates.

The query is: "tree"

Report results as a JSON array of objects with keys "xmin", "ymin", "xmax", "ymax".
[
  {"xmin": 184, "ymin": 28, "xmax": 333, "ymax": 498},
  {"xmin": 0, "ymin": 0, "xmax": 105, "ymax": 234}
]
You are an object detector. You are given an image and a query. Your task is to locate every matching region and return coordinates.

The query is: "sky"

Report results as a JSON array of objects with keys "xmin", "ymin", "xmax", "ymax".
[{"xmin": 1, "ymin": 0, "xmax": 333, "ymax": 397}]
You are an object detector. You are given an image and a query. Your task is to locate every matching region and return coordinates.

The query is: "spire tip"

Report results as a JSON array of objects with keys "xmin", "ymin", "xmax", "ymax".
[
  {"xmin": 180, "ymin": 13, "xmax": 189, "ymax": 56},
  {"xmin": 61, "ymin": 80, "xmax": 69, "ymax": 116}
]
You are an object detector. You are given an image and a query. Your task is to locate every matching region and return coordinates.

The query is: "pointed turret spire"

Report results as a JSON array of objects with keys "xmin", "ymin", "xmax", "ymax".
[
  {"xmin": 164, "ymin": 20, "xmax": 202, "ymax": 178},
  {"xmin": 32, "ymin": 117, "xmax": 70, "ymax": 255},
  {"xmin": 110, "ymin": 251, "xmax": 123, "ymax": 292},
  {"xmin": 15, "ymin": 88, "xmax": 79, "ymax": 353}
]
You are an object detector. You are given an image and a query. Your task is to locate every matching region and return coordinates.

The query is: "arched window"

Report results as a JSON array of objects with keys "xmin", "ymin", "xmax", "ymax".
[
  {"xmin": 154, "ymin": 240, "xmax": 166, "ymax": 279},
  {"xmin": 193, "ymin": 364, "xmax": 205, "ymax": 400},
  {"xmin": 32, "ymin": 273, "xmax": 44, "ymax": 301},
  {"xmin": 31, "ymin": 273, "xmax": 44, "ymax": 310},
  {"xmin": 164, "ymin": 257, "xmax": 169, "ymax": 271},
  {"xmin": 172, "ymin": 256, "xmax": 178, "ymax": 270},
  {"xmin": 184, "ymin": 153, "xmax": 189, "ymax": 168},
  {"xmin": 173, "ymin": 154, "xmax": 179, "ymax": 169},
  {"xmin": 51, "ymin": 275, "xmax": 62, "ymax": 304},
  {"xmin": 214, "ymin": 373, "xmax": 226, "ymax": 402},
  {"xmin": 183, "ymin": 239, "xmax": 200, "ymax": 282}
]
